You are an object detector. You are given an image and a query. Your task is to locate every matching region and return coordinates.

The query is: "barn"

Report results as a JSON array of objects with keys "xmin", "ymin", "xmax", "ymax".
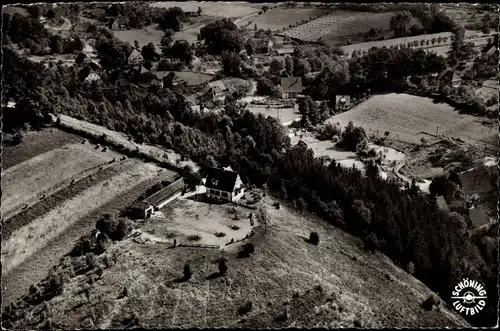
[{"xmin": 143, "ymin": 177, "xmax": 186, "ymax": 210}]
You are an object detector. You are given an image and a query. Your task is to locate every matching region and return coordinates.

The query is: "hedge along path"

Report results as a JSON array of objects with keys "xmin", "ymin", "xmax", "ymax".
[{"xmin": 1, "ymin": 161, "xmax": 163, "ymax": 275}]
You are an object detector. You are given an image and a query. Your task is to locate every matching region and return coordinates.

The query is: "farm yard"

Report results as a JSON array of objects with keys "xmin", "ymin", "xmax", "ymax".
[
  {"xmin": 281, "ymin": 11, "xmax": 418, "ymax": 42},
  {"xmin": 1, "ymin": 127, "xmax": 178, "ymax": 306},
  {"xmin": 326, "ymin": 93, "xmax": 497, "ymax": 148},
  {"xmin": 236, "ymin": 8, "xmax": 330, "ymax": 31},
  {"xmin": 139, "ymin": 189, "xmax": 260, "ymax": 248},
  {"xmin": 150, "ymin": 1, "xmax": 262, "ymax": 18}
]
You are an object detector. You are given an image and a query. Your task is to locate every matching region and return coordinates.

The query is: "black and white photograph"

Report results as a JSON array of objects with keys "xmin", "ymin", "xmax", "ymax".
[{"xmin": 1, "ymin": 1, "xmax": 498, "ymax": 329}]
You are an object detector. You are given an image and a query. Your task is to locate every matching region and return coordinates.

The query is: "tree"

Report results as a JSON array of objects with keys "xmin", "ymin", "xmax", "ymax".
[
  {"xmin": 197, "ymin": 6, "xmax": 202, "ymax": 16},
  {"xmin": 221, "ymin": 51, "xmax": 242, "ymax": 77},
  {"xmin": 200, "ymin": 19, "xmax": 243, "ymax": 54},
  {"xmin": 183, "ymin": 263, "xmax": 192, "ymax": 280},
  {"xmin": 50, "ymin": 35, "xmax": 64, "ymax": 54},
  {"xmin": 284, "ymin": 55, "xmax": 294, "ymax": 76},
  {"xmin": 27, "ymin": 5, "xmax": 41, "ymax": 19},
  {"xmin": 159, "ymin": 7, "xmax": 185, "ymax": 31},
  {"xmin": 46, "ymin": 9, "xmax": 56, "ymax": 19},
  {"xmin": 262, "ymin": 5, "xmax": 270, "ymax": 12},
  {"xmin": 141, "ymin": 42, "xmax": 159, "ymax": 62},
  {"xmin": 256, "ymin": 77, "xmax": 275, "ymax": 96},
  {"xmin": 134, "ymin": 40, "xmax": 140, "ymax": 50},
  {"xmin": 218, "ymin": 258, "xmax": 228, "ymax": 275},
  {"xmin": 390, "ymin": 11, "xmax": 412, "ymax": 38},
  {"xmin": 170, "ymin": 40, "xmax": 193, "ymax": 64},
  {"xmin": 96, "ymin": 39, "xmax": 133, "ymax": 71},
  {"xmin": 308, "ymin": 232, "xmax": 319, "ymax": 245},
  {"xmin": 293, "ymin": 58, "xmax": 311, "ymax": 77},
  {"xmin": 269, "ymin": 57, "xmax": 285, "ymax": 75}
]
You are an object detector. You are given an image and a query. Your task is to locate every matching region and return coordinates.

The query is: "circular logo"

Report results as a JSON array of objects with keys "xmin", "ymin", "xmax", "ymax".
[{"xmin": 451, "ymin": 278, "xmax": 487, "ymax": 316}]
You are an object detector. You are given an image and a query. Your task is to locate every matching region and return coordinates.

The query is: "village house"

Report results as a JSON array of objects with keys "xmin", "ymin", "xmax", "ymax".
[
  {"xmin": 109, "ymin": 18, "xmax": 120, "ymax": 30},
  {"xmin": 128, "ymin": 49, "xmax": 144, "ymax": 66},
  {"xmin": 335, "ymin": 95, "xmax": 351, "ymax": 111},
  {"xmin": 205, "ymin": 166, "xmax": 245, "ymax": 202},
  {"xmin": 441, "ymin": 70, "xmax": 462, "ymax": 88},
  {"xmin": 280, "ymin": 77, "xmax": 303, "ymax": 99},
  {"xmin": 254, "ymin": 39, "xmax": 274, "ymax": 54},
  {"xmin": 84, "ymin": 72, "xmax": 101, "ymax": 84},
  {"xmin": 204, "ymin": 80, "xmax": 228, "ymax": 103},
  {"xmin": 276, "ymin": 47, "xmax": 295, "ymax": 56}
]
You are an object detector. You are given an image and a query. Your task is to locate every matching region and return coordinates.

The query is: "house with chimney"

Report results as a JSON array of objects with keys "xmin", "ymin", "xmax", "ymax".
[
  {"xmin": 204, "ymin": 166, "xmax": 245, "ymax": 202},
  {"xmin": 280, "ymin": 77, "xmax": 303, "ymax": 99},
  {"xmin": 254, "ymin": 39, "xmax": 274, "ymax": 54}
]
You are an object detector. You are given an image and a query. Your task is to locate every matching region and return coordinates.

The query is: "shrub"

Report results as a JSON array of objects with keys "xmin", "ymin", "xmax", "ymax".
[
  {"xmin": 215, "ymin": 232, "xmax": 226, "ymax": 237},
  {"xmin": 238, "ymin": 301, "xmax": 253, "ymax": 315},
  {"xmin": 364, "ymin": 232, "xmax": 379, "ymax": 252},
  {"xmin": 407, "ymin": 261, "xmax": 415, "ymax": 275},
  {"xmin": 422, "ymin": 294, "xmax": 440, "ymax": 311},
  {"xmin": 183, "ymin": 263, "xmax": 192, "ymax": 280},
  {"xmin": 187, "ymin": 234, "xmax": 201, "ymax": 241},
  {"xmin": 218, "ymin": 258, "xmax": 228, "ymax": 275},
  {"xmin": 308, "ymin": 232, "xmax": 320, "ymax": 245},
  {"xmin": 238, "ymin": 243, "xmax": 255, "ymax": 258},
  {"xmin": 230, "ymin": 225, "xmax": 240, "ymax": 230}
]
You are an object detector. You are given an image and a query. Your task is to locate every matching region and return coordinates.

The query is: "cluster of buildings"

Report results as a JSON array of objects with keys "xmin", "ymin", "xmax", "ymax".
[{"xmin": 130, "ymin": 166, "xmax": 246, "ymax": 219}]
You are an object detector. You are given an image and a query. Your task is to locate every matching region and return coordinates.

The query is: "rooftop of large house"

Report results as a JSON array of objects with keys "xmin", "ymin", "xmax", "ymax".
[
  {"xmin": 280, "ymin": 77, "xmax": 303, "ymax": 93},
  {"xmin": 208, "ymin": 80, "xmax": 227, "ymax": 91},
  {"xmin": 459, "ymin": 166, "xmax": 494, "ymax": 195},
  {"xmin": 204, "ymin": 167, "xmax": 239, "ymax": 192}
]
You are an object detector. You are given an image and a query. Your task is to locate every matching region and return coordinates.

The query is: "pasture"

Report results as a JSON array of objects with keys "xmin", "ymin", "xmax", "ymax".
[
  {"xmin": 113, "ymin": 26, "xmax": 164, "ymax": 50},
  {"xmin": 325, "ymin": 93, "xmax": 497, "ymax": 149},
  {"xmin": 150, "ymin": 1, "xmax": 261, "ymax": 18},
  {"xmin": 1, "ymin": 143, "xmax": 121, "ymax": 219},
  {"xmin": 341, "ymin": 30, "xmax": 490, "ymax": 55},
  {"xmin": 282, "ymin": 11, "xmax": 418, "ymax": 42},
  {"xmin": 1, "ymin": 126, "xmax": 179, "ymax": 305},
  {"xmin": 236, "ymin": 8, "xmax": 329, "ymax": 31}
]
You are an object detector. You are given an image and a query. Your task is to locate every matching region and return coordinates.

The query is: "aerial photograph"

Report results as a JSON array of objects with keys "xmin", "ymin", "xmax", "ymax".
[{"xmin": 1, "ymin": 1, "xmax": 498, "ymax": 329}]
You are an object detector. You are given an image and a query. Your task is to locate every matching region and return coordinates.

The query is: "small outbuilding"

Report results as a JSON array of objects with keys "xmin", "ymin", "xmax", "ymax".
[{"xmin": 130, "ymin": 201, "xmax": 154, "ymax": 219}]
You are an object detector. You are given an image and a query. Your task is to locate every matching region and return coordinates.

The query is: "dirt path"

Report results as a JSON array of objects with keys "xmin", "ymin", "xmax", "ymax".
[{"xmin": 1, "ymin": 170, "xmax": 173, "ymax": 307}]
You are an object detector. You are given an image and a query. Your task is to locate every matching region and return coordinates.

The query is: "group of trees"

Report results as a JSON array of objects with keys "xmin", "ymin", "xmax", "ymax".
[{"xmin": 200, "ymin": 19, "xmax": 243, "ymax": 54}]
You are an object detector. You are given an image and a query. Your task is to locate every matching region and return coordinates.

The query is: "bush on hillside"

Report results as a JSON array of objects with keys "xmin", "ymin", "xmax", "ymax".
[
  {"xmin": 308, "ymin": 232, "xmax": 320, "ymax": 245},
  {"xmin": 238, "ymin": 243, "xmax": 255, "ymax": 258},
  {"xmin": 364, "ymin": 232, "xmax": 379, "ymax": 252},
  {"xmin": 422, "ymin": 294, "xmax": 440, "ymax": 311}
]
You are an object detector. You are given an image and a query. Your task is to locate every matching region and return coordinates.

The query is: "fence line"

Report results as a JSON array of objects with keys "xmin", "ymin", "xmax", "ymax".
[{"xmin": 178, "ymin": 243, "xmax": 220, "ymax": 249}]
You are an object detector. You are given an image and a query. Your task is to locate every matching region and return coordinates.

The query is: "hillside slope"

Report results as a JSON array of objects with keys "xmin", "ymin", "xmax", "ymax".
[{"xmin": 3, "ymin": 196, "xmax": 470, "ymax": 329}]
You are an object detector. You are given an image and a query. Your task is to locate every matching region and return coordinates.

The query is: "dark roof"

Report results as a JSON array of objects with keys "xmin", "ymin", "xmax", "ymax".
[
  {"xmin": 205, "ymin": 167, "xmax": 239, "ymax": 192},
  {"xmin": 143, "ymin": 177, "xmax": 185, "ymax": 207},
  {"xmin": 280, "ymin": 77, "xmax": 303, "ymax": 93},
  {"xmin": 460, "ymin": 166, "xmax": 493, "ymax": 195},
  {"xmin": 131, "ymin": 201, "xmax": 151, "ymax": 210},
  {"xmin": 75, "ymin": 52, "xmax": 87, "ymax": 64}
]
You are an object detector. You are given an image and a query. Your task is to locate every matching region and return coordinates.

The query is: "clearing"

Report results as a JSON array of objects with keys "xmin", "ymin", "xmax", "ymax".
[
  {"xmin": 1, "ymin": 143, "xmax": 122, "ymax": 219},
  {"xmin": 236, "ymin": 8, "xmax": 330, "ymax": 31},
  {"xmin": 8, "ymin": 195, "xmax": 470, "ymax": 328},
  {"xmin": 325, "ymin": 93, "xmax": 497, "ymax": 148}
]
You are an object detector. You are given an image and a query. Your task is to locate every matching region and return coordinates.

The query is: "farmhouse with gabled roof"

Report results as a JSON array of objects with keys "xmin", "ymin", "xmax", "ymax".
[
  {"xmin": 128, "ymin": 49, "xmax": 144, "ymax": 66},
  {"xmin": 204, "ymin": 167, "xmax": 245, "ymax": 202},
  {"xmin": 280, "ymin": 77, "xmax": 303, "ymax": 99}
]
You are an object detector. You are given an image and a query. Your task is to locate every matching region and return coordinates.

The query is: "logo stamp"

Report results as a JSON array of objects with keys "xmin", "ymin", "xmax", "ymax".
[{"xmin": 451, "ymin": 278, "xmax": 487, "ymax": 316}]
